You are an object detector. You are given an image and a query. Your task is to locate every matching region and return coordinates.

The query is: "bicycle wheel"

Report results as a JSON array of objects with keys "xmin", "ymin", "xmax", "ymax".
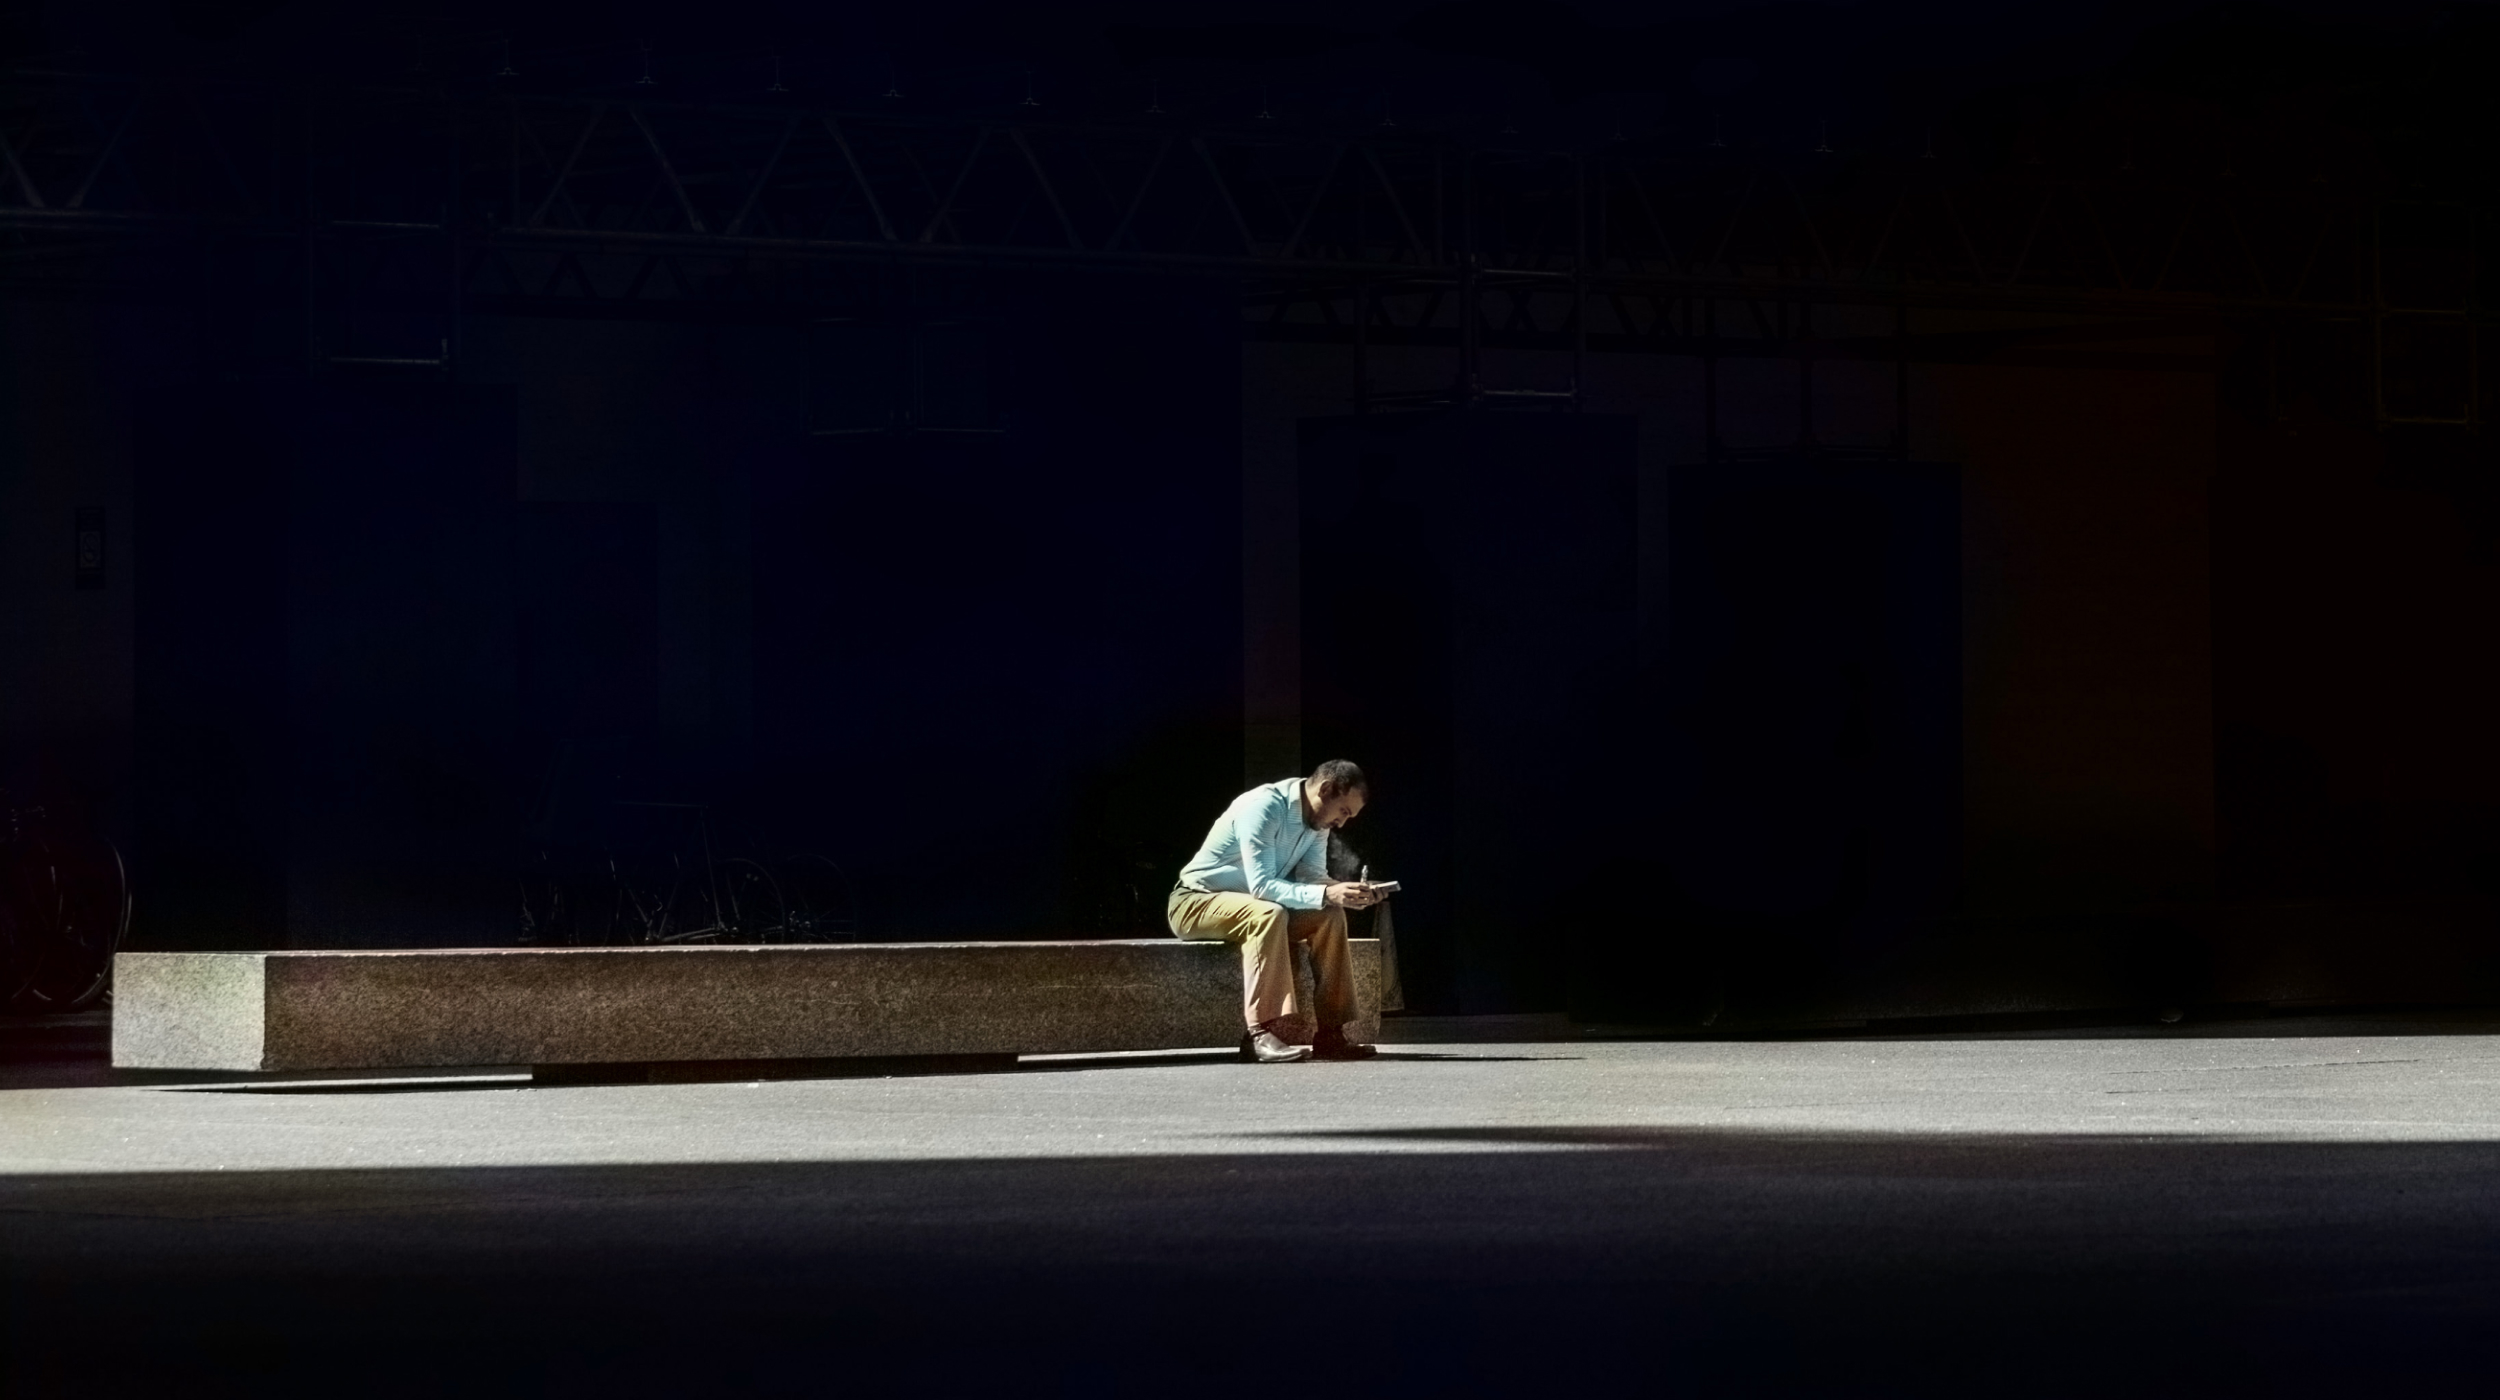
[
  {"xmin": 610, "ymin": 855, "xmax": 680, "ymax": 944},
  {"xmin": 519, "ymin": 867, "xmax": 564, "ymax": 946},
  {"xmin": 775, "ymin": 854, "xmax": 860, "ymax": 943},
  {"xmin": 1, "ymin": 841, "xmax": 61, "ymax": 1010},
  {"xmin": 0, "ymin": 874, "xmax": 42, "ymax": 1005},
  {"xmin": 710, "ymin": 858, "xmax": 788, "ymax": 944},
  {"xmin": 567, "ymin": 860, "xmax": 630, "ymax": 945},
  {"xmin": 653, "ymin": 852, "xmax": 732, "ymax": 943},
  {"xmin": 25, "ymin": 839, "xmax": 127, "ymax": 1011}
]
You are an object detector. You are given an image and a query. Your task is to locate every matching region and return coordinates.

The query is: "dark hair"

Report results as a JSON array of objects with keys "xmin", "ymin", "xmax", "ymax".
[{"xmin": 1311, "ymin": 759, "xmax": 1368, "ymax": 796}]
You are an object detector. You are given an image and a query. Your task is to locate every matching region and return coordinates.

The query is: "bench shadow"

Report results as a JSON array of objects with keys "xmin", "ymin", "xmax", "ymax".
[
  {"xmin": 1008, "ymin": 1051, "xmax": 1242, "ymax": 1074},
  {"xmin": 152, "ymin": 1051, "xmax": 1591, "ymax": 1089},
  {"xmin": 170, "ymin": 1075, "xmax": 534, "ymax": 1096},
  {"xmin": 1368, "ymin": 1051, "xmax": 1584, "ymax": 1063},
  {"xmin": 1010, "ymin": 1050, "xmax": 1584, "ymax": 1074}
]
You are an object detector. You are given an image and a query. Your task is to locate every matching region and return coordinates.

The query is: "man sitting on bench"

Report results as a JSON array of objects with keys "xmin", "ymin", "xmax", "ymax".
[{"xmin": 1168, "ymin": 760, "xmax": 1383, "ymax": 1064}]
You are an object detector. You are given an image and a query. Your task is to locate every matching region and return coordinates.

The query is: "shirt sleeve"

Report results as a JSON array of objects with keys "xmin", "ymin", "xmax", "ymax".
[{"xmin": 1238, "ymin": 790, "xmax": 1327, "ymax": 911}]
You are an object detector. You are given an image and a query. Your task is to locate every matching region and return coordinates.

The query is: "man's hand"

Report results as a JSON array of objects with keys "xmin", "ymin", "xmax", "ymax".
[{"xmin": 1324, "ymin": 882, "xmax": 1382, "ymax": 910}]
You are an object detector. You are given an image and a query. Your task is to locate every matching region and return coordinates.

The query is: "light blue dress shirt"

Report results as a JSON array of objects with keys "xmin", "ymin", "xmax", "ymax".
[{"xmin": 1176, "ymin": 778, "xmax": 1331, "ymax": 911}]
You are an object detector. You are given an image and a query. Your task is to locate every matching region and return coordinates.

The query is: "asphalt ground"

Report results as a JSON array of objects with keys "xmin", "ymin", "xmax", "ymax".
[{"xmin": 6, "ymin": 1011, "xmax": 2500, "ymax": 1396}]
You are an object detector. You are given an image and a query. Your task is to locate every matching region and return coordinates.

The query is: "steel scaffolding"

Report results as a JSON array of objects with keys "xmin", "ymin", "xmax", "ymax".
[{"xmin": 0, "ymin": 73, "xmax": 2471, "ymax": 427}]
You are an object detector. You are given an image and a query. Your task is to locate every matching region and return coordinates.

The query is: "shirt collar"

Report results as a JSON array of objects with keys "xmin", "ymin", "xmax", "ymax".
[{"xmin": 1275, "ymin": 777, "xmax": 1317, "ymax": 830}]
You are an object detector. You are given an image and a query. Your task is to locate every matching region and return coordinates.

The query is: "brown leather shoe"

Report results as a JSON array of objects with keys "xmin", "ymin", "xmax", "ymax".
[{"xmin": 1312, "ymin": 1028, "xmax": 1378, "ymax": 1060}]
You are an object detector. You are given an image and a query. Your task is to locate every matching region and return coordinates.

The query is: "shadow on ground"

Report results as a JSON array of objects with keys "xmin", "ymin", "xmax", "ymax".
[{"xmin": 5, "ymin": 1128, "xmax": 2498, "ymax": 1397}]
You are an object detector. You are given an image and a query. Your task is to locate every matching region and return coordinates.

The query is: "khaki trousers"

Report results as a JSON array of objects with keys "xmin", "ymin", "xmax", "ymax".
[{"xmin": 1166, "ymin": 888, "xmax": 1357, "ymax": 1034}]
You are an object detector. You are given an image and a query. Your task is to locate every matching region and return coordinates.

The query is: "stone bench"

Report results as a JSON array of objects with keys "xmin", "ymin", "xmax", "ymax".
[{"xmin": 110, "ymin": 939, "xmax": 1384, "ymax": 1076}]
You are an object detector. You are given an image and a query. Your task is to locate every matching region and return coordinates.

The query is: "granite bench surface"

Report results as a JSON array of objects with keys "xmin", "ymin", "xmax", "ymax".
[{"xmin": 111, "ymin": 940, "xmax": 1384, "ymax": 1073}]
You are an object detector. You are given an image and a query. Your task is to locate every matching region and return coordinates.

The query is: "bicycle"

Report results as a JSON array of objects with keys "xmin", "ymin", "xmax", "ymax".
[
  {"xmin": 1, "ymin": 800, "xmax": 131, "ymax": 1012},
  {"xmin": 520, "ymin": 802, "xmax": 791, "ymax": 947},
  {"xmin": 772, "ymin": 852, "xmax": 862, "ymax": 942}
]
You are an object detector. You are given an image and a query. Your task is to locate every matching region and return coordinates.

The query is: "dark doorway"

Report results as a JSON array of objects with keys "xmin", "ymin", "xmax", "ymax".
[
  {"xmin": 1608, "ymin": 455, "xmax": 1960, "ymax": 1025},
  {"xmin": 1301, "ymin": 410, "xmax": 1639, "ymax": 1015}
]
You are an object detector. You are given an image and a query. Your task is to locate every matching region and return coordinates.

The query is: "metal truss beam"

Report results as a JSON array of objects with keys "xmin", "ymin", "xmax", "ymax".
[{"xmin": 0, "ymin": 73, "xmax": 2454, "ymax": 364}]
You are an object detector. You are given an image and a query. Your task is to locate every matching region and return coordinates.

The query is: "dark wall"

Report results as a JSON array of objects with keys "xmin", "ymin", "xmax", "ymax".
[
  {"xmin": 515, "ymin": 502, "xmax": 660, "ymax": 847},
  {"xmin": 53, "ymin": 278, "xmax": 2500, "ymax": 1005},
  {"xmin": 0, "ymin": 300, "xmax": 180, "ymax": 841},
  {"xmin": 1932, "ymin": 361, "xmax": 2220, "ymax": 921},
  {"xmin": 130, "ymin": 386, "xmax": 289, "ymax": 949},
  {"xmin": 2201, "ymin": 407, "xmax": 2500, "ymax": 1004},
  {"xmin": 746, "ymin": 274, "xmax": 1245, "ymax": 938},
  {"xmin": 2215, "ymin": 410, "xmax": 2500, "ymax": 904},
  {"xmin": 136, "ymin": 380, "xmax": 518, "ymax": 950},
  {"xmin": 1301, "ymin": 411, "xmax": 1640, "ymax": 1015},
  {"xmin": 1641, "ymin": 457, "xmax": 1962, "ymax": 1024},
  {"xmin": 126, "ymin": 273, "xmax": 1242, "ymax": 950}
]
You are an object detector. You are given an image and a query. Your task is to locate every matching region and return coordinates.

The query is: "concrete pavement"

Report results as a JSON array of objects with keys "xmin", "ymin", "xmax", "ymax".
[{"xmin": 6, "ymin": 1012, "xmax": 2500, "ymax": 1395}]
